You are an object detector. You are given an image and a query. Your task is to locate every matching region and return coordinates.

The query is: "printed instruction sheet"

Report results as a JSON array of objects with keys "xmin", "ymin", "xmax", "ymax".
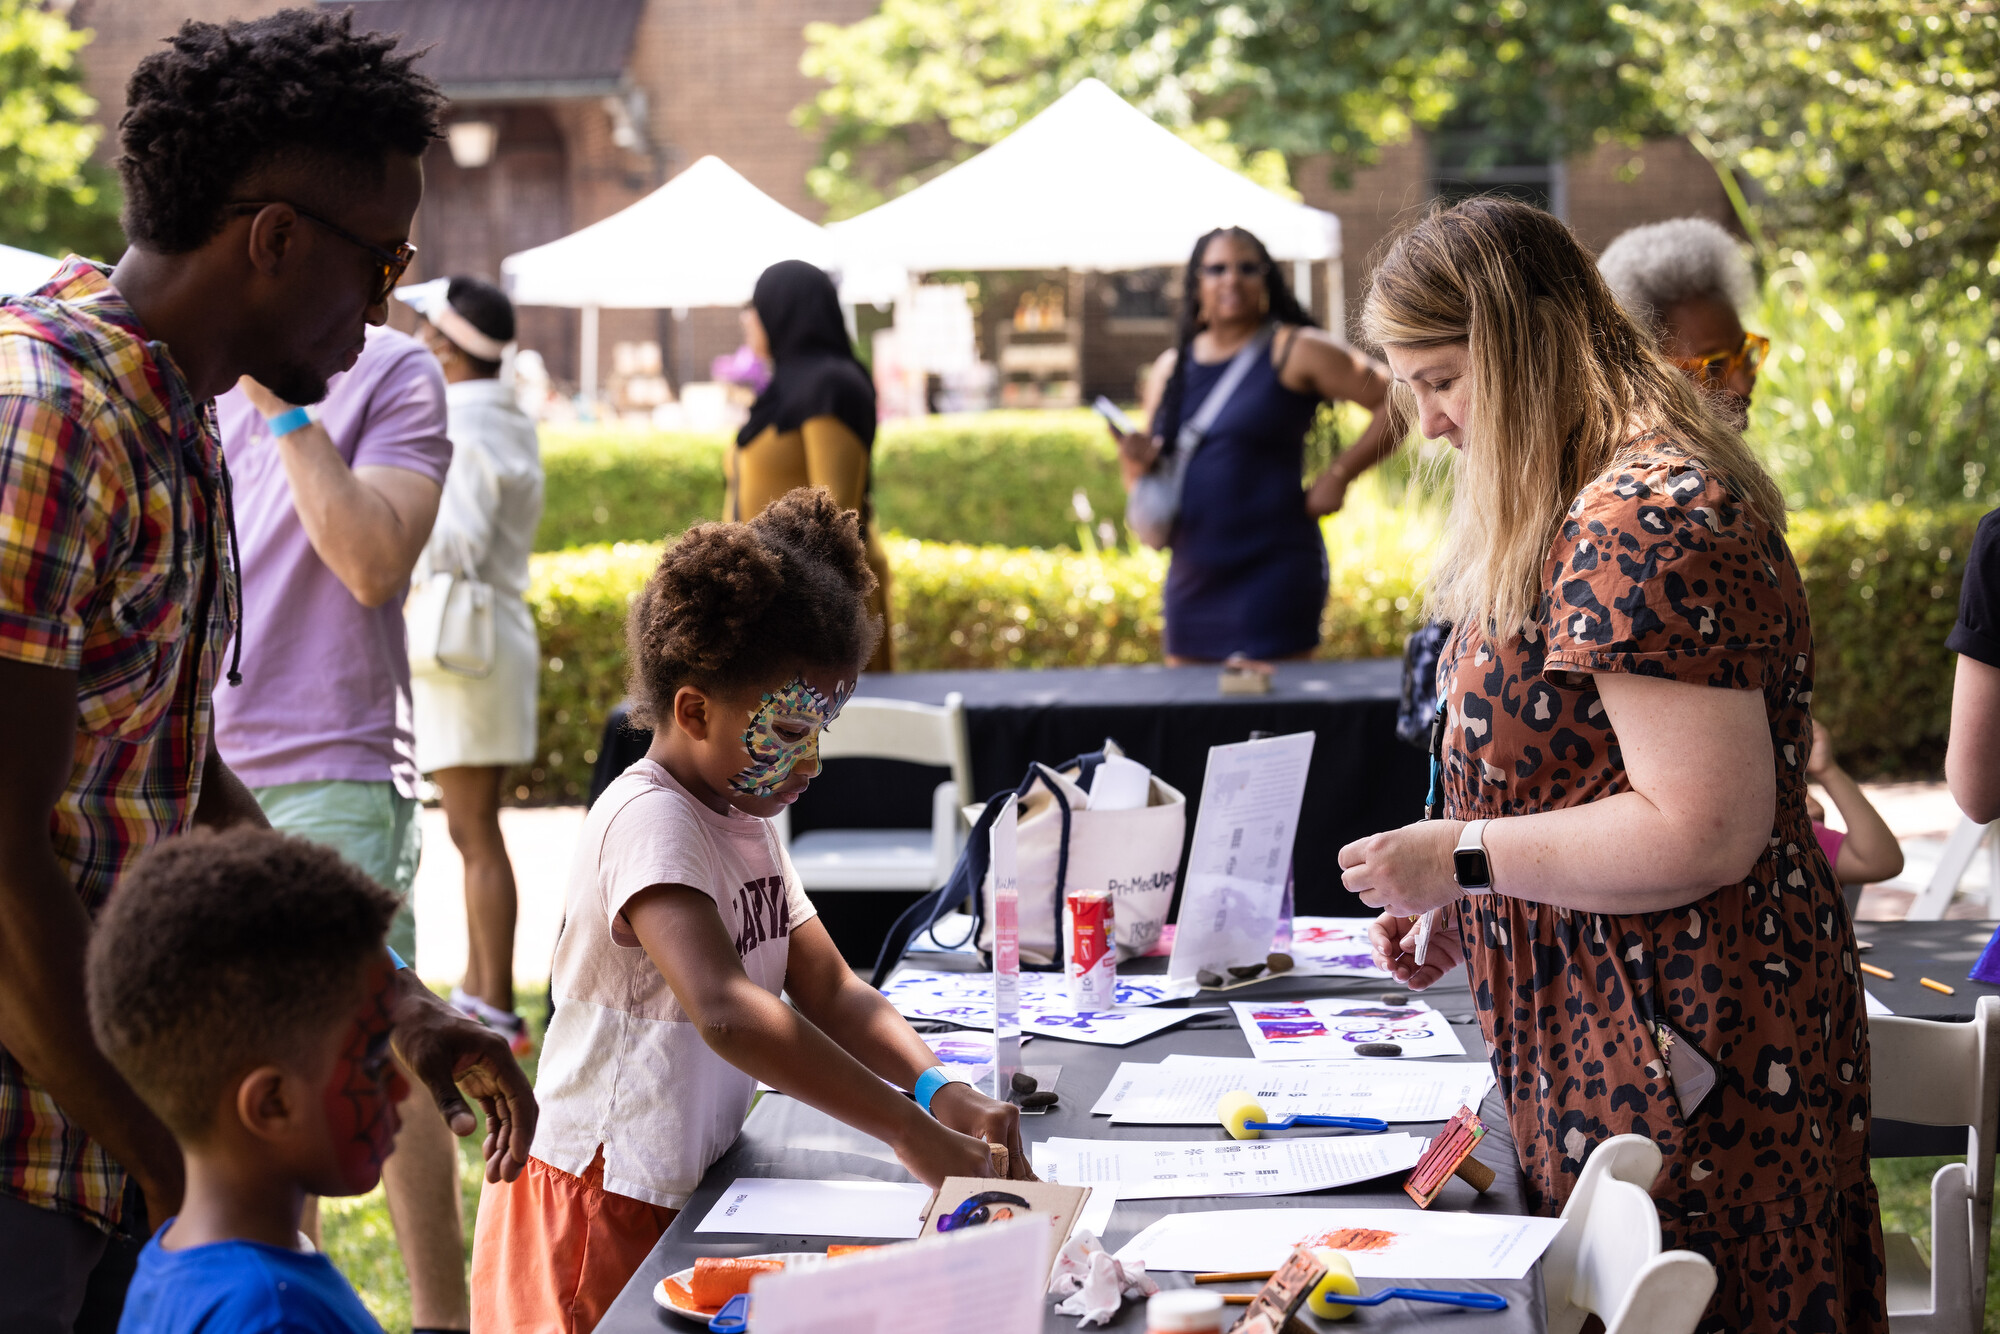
[
  {"xmin": 1031, "ymin": 1133, "xmax": 1422, "ymax": 1200},
  {"xmin": 1090, "ymin": 1054, "xmax": 1495, "ymax": 1124},
  {"xmin": 1167, "ymin": 732, "xmax": 1316, "ymax": 989}
]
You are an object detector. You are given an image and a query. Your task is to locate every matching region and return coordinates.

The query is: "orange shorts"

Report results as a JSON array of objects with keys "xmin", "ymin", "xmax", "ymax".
[{"xmin": 470, "ymin": 1149, "xmax": 678, "ymax": 1334}]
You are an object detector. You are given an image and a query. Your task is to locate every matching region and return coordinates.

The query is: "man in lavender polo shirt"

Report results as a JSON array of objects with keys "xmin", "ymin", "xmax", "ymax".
[{"xmin": 214, "ymin": 322, "xmax": 470, "ymax": 1333}]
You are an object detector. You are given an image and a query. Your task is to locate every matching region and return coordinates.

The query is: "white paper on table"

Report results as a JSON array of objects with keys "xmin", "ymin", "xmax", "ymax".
[
  {"xmin": 1167, "ymin": 732, "xmax": 1316, "ymax": 989},
  {"xmin": 1866, "ymin": 989, "xmax": 1892, "ymax": 1016},
  {"xmin": 1231, "ymin": 996, "xmax": 1466, "ymax": 1061},
  {"xmin": 1115, "ymin": 1207, "xmax": 1566, "ymax": 1280},
  {"xmin": 1087, "ymin": 753, "xmax": 1153, "ymax": 811},
  {"xmin": 693, "ymin": 1179, "xmax": 931, "ymax": 1239},
  {"xmin": 1285, "ymin": 917, "xmax": 1395, "ymax": 979},
  {"xmin": 750, "ymin": 1216, "xmax": 1046, "ymax": 1334},
  {"xmin": 1094, "ymin": 1055, "xmax": 1495, "ymax": 1124},
  {"xmin": 1031, "ymin": 1133, "xmax": 1423, "ymax": 1200}
]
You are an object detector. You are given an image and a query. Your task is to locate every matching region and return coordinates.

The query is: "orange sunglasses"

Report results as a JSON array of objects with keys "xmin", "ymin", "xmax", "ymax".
[{"xmin": 1675, "ymin": 331, "xmax": 1770, "ymax": 385}]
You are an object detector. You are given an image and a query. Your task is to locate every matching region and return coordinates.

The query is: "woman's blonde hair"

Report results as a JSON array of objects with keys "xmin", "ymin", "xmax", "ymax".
[{"xmin": 1361, "ymin": 197, "xmax": 1785, "ymax": 634}]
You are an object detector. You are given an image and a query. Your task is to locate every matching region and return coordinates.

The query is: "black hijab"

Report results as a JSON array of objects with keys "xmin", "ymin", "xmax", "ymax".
[{"xmin": 737, "ymin": 260, "xmax": 877, "ymax": 450}]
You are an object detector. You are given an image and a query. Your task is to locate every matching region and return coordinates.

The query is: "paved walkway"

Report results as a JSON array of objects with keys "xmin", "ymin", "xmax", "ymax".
[{"xmin": 406, "ymin": 780, "xmax": 1991, "ymax": 985}]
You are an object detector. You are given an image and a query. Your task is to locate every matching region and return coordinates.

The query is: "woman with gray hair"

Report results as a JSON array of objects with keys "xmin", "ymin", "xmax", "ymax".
[{"xmin": 1597, "ymin": 217, "xmax": 1767, "ymax": 427}]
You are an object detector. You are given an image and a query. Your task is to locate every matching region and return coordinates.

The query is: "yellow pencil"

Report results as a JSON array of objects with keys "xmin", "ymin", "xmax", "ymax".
[
  {"xmin": 1860, "ymin": 962, "xmax": 1894, "ymax": 981},
  {"xmin": 1920, "ymin": 977, "xmax": 1956, "ymax": 995}
]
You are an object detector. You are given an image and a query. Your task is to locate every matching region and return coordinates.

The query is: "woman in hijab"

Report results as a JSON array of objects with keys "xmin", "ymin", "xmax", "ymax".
[{"xmin": 728, "ymin": 259, "xmax": 893, "ymax": 671}]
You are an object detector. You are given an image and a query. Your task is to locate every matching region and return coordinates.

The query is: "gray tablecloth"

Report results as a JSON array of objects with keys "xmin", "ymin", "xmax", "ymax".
[{"xmin": 597, "ymin": 966, "xmax": 1545, "ymax": 1333}]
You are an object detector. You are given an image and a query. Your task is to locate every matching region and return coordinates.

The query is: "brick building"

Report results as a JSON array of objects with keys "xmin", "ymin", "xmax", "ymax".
[{"xmin": 70, "ymin": 0, "xmax": 1731, "ymax": 402}]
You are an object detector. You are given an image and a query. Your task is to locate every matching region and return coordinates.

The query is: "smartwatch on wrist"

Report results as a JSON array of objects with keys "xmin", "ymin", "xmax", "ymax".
[{"xmin": 1453, "ymin": 818, "xmax": 1493, "ymax": 895}]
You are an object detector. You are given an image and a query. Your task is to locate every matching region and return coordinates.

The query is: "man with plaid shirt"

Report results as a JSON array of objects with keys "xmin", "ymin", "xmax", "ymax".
[{"xmin": 0, "ymin": 11, "xmax": 535, "ymax": 1330}]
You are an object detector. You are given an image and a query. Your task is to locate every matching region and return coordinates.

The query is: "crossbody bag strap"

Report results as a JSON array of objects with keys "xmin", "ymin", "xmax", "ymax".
[{"xmin": 1174, "ymin": 322, "xmax": 1273, "ymax": 457}]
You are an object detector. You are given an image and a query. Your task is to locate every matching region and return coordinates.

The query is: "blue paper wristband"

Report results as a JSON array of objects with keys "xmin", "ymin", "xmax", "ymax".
[
  {"xmin": 266, "ymin": 405, "xmax": 314, "ymax": 437},
  {"xmin": 913, "ymin": 1066, "xmax": 956, "ymax": 1115},
  {"xmin": 387, "ymin": 946, "xmax": 410, "ymax": 971}
]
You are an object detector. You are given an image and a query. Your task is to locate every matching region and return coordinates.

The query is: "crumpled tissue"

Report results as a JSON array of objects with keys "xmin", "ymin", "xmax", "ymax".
[{"xmin": 1048, "ymin": 1229, "xmax": 1158, "ymax": 1327}]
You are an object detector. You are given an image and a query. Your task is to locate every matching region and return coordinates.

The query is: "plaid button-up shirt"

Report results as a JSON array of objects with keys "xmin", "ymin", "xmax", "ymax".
[{"xmin": 0, "ymin": 258, "xmax": 236, "ymax": 1230}]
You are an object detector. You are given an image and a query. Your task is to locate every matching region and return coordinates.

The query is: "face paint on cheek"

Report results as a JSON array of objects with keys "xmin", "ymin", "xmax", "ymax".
[
  {"xmin": 728, "ymin": 677, "xmax": 839, "ymax": 797},
  {"xmin": 320, "ymin": 960, "xmax": 405, "ymax": 1192}
]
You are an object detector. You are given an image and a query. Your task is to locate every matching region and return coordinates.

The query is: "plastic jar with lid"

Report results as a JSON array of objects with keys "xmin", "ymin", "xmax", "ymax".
[{"xmin": 1146, "ymin": 1288, "xmax": 1226, "ymax": 1333}]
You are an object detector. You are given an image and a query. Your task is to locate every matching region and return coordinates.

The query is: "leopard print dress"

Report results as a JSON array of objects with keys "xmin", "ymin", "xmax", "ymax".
[{"xmin": 1435, "ymin": 440, "xmax": 1886, "ymax": 1333}]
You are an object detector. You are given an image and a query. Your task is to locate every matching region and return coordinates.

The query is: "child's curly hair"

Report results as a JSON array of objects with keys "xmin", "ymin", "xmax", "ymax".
[{"xmin": 626, "ymin": 488, "xmax": 881, "ymax": 726}]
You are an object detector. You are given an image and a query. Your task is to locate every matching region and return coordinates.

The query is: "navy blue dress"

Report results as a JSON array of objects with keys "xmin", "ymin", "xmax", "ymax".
[{"xmin": 1163, "ymin": 334, "xmax": 1328, "ymax": 660}]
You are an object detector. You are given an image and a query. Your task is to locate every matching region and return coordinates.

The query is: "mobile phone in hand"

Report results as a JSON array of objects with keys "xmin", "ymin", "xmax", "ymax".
[{"xmin": 1092, "ymin": 395, "xmax": 1137, "ymax": 436}]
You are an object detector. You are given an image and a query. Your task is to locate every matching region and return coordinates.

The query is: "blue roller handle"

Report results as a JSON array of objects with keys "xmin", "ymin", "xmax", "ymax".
[
  {"xmin": 709, "ymin": 1291, "xmax": 751, "ymax": 1332},
  {"xmin": 1243, "ymin": 1114, "xmax": 1390, "ymax": 1134},
  {"xmin": 1342, "ymin": 1288, "xmax": 1508, "ymax": 1310}
]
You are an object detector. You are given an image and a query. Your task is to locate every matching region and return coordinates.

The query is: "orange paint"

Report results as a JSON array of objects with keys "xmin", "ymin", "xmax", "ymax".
[{"xmin": 1303, "ymin": 1227, "xmax": 1397, "ymax": 1253}]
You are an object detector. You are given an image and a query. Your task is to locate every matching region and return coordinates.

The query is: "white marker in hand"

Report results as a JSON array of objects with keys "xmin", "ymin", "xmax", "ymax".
[{"xmin": 1412, "ymin": 909, "xmax": 1436, "ymax": 969}]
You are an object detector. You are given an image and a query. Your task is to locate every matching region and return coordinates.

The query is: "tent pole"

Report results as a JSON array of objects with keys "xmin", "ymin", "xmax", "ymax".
[
  {"xmin": 580, "ymin": 304, "xmax": 600, "ymax": 407},
  {"xmin": 1325, "ymin": 260, "xmax": 1345, "ymax": 340},
  {"xmin": 1292, "ymin": 260, "xmax": 1310, "ymax": 316}
]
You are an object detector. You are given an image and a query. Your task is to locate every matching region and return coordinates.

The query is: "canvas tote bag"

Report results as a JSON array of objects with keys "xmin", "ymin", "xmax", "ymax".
[{"xmin": 868, "ymin": 745, "xmax": 1187, "ymax": 986}]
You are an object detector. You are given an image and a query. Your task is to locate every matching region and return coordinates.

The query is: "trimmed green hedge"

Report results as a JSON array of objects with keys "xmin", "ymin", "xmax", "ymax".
[
  {"xmin": 536, "ymin": 411, "xmax": 1124, "ymax": 553},
  {"xmin": 1788, "ymin": 502, "xmax": 1984, "ymax": 774},
  {"xmin": 505, "ymin": 494, "xmax": 1979, "ymax": 803}
]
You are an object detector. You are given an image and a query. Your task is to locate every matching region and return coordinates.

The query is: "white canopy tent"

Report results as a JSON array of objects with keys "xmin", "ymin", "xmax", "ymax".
[
  {"xmin": 829, "ymin": 78, "xmax": 1341, "ymax": 276},
  {"xmin": 0, "ymin": 243, "xmax": 61, "ymax": 297},
  {"xmin": 499, "ymin": 154, "xmax": 896, "ymax": 398}
]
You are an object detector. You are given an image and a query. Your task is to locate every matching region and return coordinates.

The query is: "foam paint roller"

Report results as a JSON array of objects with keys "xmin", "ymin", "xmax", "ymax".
[
  {"xmin": 1403, "ymin": 1105, "xmax": 1497, "ymax": 1208},
  {"xmin": 1216, "ymin": 1091, "xmax": 1390, "ymax": 1141},
  {"xmin": 1307, "ymin": 1250, "xmax": 1361, "ymax": 1319}
]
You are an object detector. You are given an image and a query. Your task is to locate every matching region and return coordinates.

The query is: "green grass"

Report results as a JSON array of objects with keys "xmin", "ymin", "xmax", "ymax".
[
  {"xmin": 326, "ymin": 993, "xmax": 1993, "ymax": 1328},
  {"xmin": 1871, "ymin": 1154, "xmax": 2000, "ymax": 1332},
  {"xmin": 322, "ymin": 988, "xmax": 549, "ymax": 1334}
]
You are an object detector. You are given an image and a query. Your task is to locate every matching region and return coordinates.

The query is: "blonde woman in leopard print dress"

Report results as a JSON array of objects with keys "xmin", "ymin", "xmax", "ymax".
[{"xmin": 1340, "ymin": 198, "xmax": 1884, "ymax": 1334}]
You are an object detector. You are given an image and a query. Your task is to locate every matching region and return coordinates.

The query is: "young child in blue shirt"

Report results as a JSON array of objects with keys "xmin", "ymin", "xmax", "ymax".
[{"xmin": 87, "ymin": 828, "xmax": 411, "ymax": 1334}]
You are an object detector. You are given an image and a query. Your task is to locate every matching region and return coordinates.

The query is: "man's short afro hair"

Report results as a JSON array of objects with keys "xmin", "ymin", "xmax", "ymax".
[{"xmin": 117, "ymin": 7, "xmax": 445, "ymax": 254}]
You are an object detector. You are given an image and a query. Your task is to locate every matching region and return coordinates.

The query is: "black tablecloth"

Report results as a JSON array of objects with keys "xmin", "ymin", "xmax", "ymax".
[
  {"xmin": 590, "ymin": 660, "xmax": 1430, "ymax": 917},
  {"xmin": 596, "ymin": 963, "xmax": 1548, "ymax": 1334}
]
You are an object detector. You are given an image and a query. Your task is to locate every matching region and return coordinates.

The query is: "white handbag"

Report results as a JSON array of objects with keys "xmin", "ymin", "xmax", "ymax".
[
  {"xmin": 974, "ymin": 748, "xmax": 1188, "ymax": 966},
  {"xmin": 407, "ymin": 571, "xmax": 496, "ymax": 679}
]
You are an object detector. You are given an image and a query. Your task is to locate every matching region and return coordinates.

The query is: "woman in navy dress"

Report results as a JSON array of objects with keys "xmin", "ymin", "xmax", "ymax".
[{"xmin": 1112, "ymin": 228, "xmax": 1399, "ymax": 662}]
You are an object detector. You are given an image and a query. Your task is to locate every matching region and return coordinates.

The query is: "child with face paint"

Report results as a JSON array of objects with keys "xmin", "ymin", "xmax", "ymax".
[
  {"xmin": 470, "ymin": 488, "xmax": 1028, "ymax": 1333},
  {"xmin": 84, "ymin": 828, "xmax": 408, "ymax": 1334}
]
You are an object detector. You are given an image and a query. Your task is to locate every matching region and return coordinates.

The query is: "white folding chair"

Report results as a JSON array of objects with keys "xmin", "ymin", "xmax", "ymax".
[
  {"xmin": 1905, "ymin": 816, "xmax": 2000, "ymax": 920},
  {"xmin": 1870, "ymin": 993, "xmax": 2000, "ymax": 1333},
  {"xmin": 1544, "ymin": 1134, "xmax": 1718, "ymax": 1334},
  {"xmin": 774, "ymin": 692, "xmax": 973, "ymax": 892}
]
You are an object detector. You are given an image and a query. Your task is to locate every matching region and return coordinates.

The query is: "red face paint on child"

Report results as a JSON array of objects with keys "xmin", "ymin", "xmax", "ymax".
[{"xmin": 320, "ymin": 958, "xmax": 407, "ymax": 1194}]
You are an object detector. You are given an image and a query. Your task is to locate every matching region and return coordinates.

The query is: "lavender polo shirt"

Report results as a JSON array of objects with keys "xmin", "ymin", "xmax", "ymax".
[{"xmin": 212, "ymin": 325, "xmax": 451, "ymax": 796}]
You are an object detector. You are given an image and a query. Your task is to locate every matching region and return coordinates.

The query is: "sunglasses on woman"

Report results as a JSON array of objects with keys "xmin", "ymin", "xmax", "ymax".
[
  {"xmin": 230, "ymin": 200, "xmax": 418, "ymax": 305},
  {"xmin": 1200, "ymin": 261, "xmax": 1269, "ymax": 279},
  {"xmin": 1675, "ymin": 331, "xmax": 1770, "ymax": 385}
]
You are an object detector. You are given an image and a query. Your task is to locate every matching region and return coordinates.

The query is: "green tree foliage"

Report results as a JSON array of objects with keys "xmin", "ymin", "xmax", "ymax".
[
  {"xmin": 0, "ymin": 0, "xmax": 121, "ymax": 259},
  {"xmin": 796, "ymin": 0, "xmax": 1293, "ymax": 217},
  {"xmin": 796, "ymin": 0, "xmax": 1664, "ymax": 213},
  {"xmin": 1653, "ymin": 0, "xmax": 1999, "ymax": 296}
]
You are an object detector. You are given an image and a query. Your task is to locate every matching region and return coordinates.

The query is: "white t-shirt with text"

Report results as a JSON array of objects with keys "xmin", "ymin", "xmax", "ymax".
[{"xmin": 529, "ymin": 759, "xmax": 817, "ymax": 1208}]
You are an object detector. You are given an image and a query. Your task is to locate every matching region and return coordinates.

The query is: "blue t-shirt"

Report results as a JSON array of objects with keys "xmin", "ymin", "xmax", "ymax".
[{"xmin": 118, "ymin": 1225, "xmax": 383, "ymax": 1334}]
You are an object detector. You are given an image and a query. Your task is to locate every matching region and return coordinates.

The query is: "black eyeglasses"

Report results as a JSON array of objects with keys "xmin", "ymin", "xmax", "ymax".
[
  {"xmin": 230, "ymin": 200, "xmax": 417, "ymax": 304},
  {"xmin": 1200, "ymin": 261, "xmax": 1268, "ymax": 279}
]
